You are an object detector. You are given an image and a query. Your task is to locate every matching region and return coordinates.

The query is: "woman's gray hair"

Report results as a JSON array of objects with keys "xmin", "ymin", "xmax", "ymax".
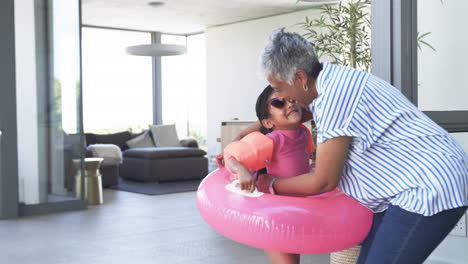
[{"xmin": 260, "ymin": 27, "xmax": 321, "ymax": 84}]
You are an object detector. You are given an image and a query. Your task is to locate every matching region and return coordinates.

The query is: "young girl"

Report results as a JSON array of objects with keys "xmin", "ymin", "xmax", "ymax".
[{"xmin": 225, "ymin": 85, "xmax": 313, "ymax": 264}]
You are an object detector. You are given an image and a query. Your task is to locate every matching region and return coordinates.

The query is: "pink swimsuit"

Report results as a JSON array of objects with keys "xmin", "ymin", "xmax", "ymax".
[{"xmin": 266, "ymin": 127, "xmax": 310, "ymax": 178}]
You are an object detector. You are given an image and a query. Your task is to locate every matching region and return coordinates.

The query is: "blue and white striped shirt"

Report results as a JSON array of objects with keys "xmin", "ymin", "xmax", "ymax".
[{"xmin": 310, "ymin": 62, "xmax": 468, "ymax": 216}]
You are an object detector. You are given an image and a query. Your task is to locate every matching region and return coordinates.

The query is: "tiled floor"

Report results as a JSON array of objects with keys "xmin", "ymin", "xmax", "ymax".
[{"xmin": 1, "ymin": 189, "xmax": 329, "ymax": 264}]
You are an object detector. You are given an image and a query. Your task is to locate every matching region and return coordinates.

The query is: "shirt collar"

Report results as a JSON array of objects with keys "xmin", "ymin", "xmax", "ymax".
[
  {"xmin": 308, "ymin": 62, "xmax": 331, "ymax": 113},
  {"xmin": 315, "ymin": 62, "xmax": 332, "ymax": 94}
]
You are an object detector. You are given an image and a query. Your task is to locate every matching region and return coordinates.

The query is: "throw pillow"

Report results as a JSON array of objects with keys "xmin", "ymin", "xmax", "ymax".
[
  {"xmin": 149, "ymin": 124, "xmax": 181, "ymax": 147},
  {"xmin": 91, "ymin": 131, "xmax": 133, "ymax": 151},
  {"xmin": 125, "ymin": 130, "xmax": 155, "ymax": 149}
]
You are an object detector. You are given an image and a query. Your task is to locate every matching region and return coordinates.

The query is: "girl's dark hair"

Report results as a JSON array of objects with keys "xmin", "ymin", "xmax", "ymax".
[
  {"xmin": 255, "ymin": 85, "xmax": 275, "ymax": 134},
  {"xmin": 254, "ymin": 86, "xmax": 274, "ymax": 176}
]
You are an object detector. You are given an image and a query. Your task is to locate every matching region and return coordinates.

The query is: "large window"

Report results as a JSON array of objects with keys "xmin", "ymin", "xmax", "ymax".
[
  {"xmin": 82, "ymin": 29, "xmax": 207, "ymax": 148},
  {"xmin": 161, "ymin": 35, "xmax": 188, "ymax": 138},
  {"xmin": 162, "ymin": 34, "xmax": 207, "ymax": 149},
  {"xmin": 417, "ymin": 1, "xmax": 468, "ymax": 111},
  {"xmin": 82, "ymin": 28, "xmax": 153, "ymax": 133}
]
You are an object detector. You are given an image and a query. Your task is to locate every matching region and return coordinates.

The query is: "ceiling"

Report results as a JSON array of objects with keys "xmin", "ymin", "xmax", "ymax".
[{"xmin": 81, "ymin": 0, "xmax": 339, "ymax": 35}]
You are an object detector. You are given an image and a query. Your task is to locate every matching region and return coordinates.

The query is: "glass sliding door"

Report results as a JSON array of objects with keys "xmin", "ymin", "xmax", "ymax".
[
  {"xmin": 17, "ymin": 0, "xmax": 85, "ymax": 207},
  {"xmin": 46, "ymin": 0, "xmax": 83, "ymax": 201}
]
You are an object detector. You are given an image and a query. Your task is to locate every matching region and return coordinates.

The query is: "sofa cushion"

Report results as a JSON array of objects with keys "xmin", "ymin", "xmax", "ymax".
[
  {"xmin": 126, "ymin": 130, "xmax": 155, "ymax": 149},
  {"xmin": 86, "ymin": 131, "xmax": 132, "ymax": 151},
  {"xmin": 149, "ymin": 124, "xmax": 181, "ymax": 147},
  {"xmin": 123, "ymin": 147, "xmax": 206, "ymax": 159}
]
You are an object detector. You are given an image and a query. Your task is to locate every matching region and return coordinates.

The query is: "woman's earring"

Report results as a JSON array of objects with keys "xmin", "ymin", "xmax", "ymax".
[{"xmin": 303, "ymin": 84, "xmax": 309, "ymax": 91}]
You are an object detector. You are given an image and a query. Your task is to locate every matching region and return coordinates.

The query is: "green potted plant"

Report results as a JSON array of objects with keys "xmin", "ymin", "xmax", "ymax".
[
  {"xmin": 298, "ymin": 0, "xmax": 371, "ymax": 71},
  {"xmin": 298, "ymin": 0, "xmax": 435, "ymax": 72}
]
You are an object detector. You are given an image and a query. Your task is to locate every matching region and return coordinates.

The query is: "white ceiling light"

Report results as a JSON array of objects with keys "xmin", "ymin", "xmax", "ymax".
[
  {"xmin": 147, "ymin": 1, "xmax": 165, "ymax": 7},
  {"xmin": 126, "ymin": 44, "xmax": 186, "ymax": 57},
  {"xmin": 299, "ymin": 0, "xmax": 340, "ymax": 2}
]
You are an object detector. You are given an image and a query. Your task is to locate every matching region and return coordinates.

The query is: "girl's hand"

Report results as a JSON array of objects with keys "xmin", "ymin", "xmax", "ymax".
[
  {"xmin": 237, "ymin": 171, "xmax": 256, "ymax": 193},
  {"xmin": 226, "ymin": 158, "xmax": 255, "ymax": 192},
  {"xmin": 215, "ymin": 153, "xmax": 225, "ymax": 168},
  {"xmin": 256, "ymin": 173, "xmax": 276, "ymax": 193}
]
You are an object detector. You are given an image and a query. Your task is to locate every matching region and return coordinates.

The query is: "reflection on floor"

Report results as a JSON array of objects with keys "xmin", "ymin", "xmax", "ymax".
[
  {"xmin": 1, "ymin": 189, "xmax": 330, "ymax": 264},
  {"xmin": 48, "ymin": 193, "xmax": 80, "ymax": 203}
]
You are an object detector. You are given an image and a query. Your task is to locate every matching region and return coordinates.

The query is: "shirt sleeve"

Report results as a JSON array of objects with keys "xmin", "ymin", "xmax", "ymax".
[
  {"xmin": 315, "ymin": 69, "xmax": 372, "ymax": 152},
  {"xmin": 266, "ymin": 131, "xmax": 280, "ymax": 151}
]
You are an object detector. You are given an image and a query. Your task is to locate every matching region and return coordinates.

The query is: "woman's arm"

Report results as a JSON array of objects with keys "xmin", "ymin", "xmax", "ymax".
[
  {"xmin": 258, "ymin": 136, "xmax": 351, "ymax": 196},
  {"xmin": 233, "ymin": 109, "xmax": 310, "ymax": 141},
  {"xmin": 233, "ymin": 121, "xmax": 262, "ymax": 141},
  {"xmin": 234, "ymin": 108, "xmax": 311, "ymax": 141}
]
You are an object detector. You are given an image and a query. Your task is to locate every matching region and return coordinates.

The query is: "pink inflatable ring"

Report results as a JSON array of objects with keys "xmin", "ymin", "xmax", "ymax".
[{"xmin": 196, "ymin": 168, "xmax": 373, "ymax": 254}]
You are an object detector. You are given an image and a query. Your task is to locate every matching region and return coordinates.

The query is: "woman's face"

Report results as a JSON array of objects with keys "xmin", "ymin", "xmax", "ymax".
[
  {"xmin": 265, "ymin": 92, "xmax": 302, "ymax": 130},
  {"xmin": 267, "ymin": 74, "xmax": 312, "ymax": 106}
]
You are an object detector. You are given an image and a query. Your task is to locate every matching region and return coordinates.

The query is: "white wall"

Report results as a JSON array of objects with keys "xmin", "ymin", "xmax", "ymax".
[
  {"xmin": 14, "ymin": 0, "xmax": 42, "ymax": 204},
  {"xmin": 205, "ymin": 9, "xmax": 321, "ymax": 158}
]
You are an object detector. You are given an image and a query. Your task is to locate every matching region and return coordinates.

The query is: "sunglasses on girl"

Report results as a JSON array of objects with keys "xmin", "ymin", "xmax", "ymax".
[{"xmin": 270, "ymin": 97, "xmax": 296, "ymax": 109}]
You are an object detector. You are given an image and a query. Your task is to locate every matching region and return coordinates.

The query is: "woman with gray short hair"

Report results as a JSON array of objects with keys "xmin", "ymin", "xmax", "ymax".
[{"xmin": 225, "ymin": 28, "xmax": 468, "ymax": 264}]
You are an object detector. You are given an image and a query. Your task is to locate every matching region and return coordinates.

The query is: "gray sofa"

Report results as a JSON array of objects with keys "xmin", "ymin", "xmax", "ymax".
[
  {"xmin": 85, "ymin": 131, "xmax": 208, "ymax": 185},
  {"xmin": 120, "ymin": 147, "xmax": 207, "ymax": 182}
]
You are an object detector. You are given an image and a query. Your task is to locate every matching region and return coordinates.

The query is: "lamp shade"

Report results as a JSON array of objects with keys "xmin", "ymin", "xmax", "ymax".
[{"xmin": 126, "ymin": 44, "xmax": 186, "ymax": 56}]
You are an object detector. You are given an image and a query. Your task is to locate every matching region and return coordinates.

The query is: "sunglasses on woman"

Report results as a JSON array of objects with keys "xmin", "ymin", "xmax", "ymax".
[{"xmin": 270, "ymin": 97, "xmax": 296, "ymax": 109}]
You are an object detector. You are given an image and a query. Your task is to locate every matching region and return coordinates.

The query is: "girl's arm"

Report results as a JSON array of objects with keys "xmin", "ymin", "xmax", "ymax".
[
  {"xmin": 258, "ymin": 136, "xmax": 351, "ymax": 196},
  {"xmin": 226, "ymin": 158, "xmax": 256, "ymax": 192},
  {"xmin": 216, "ymin": 121, "xmax": 263, "ymax": 168}
]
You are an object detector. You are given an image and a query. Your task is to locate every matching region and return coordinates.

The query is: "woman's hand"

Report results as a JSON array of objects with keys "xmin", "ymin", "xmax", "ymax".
[
  {"xmin": 256, "ymin": 173, "xmax": 276, "ymax": 193},
  {"xmin": 301, "ymin": 107, "xmax": 313, "ymax": 123}
]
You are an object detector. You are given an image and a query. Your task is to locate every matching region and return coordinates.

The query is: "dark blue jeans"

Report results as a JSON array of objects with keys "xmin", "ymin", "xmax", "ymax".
[{"xmin": 357, "ymin": 204, "xmax": 467, "ymax": 264}]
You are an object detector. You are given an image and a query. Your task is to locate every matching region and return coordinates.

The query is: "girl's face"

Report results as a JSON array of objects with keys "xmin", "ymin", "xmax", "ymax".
[{"xmin": 263, "ymin": 92, "xmax": 303, "ymax": 130}]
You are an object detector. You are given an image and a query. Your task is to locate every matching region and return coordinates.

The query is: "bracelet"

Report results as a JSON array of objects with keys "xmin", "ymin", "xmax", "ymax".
[{"xmin": 269, "ymin": 177, "xmax": 279, "ymax": 194}]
